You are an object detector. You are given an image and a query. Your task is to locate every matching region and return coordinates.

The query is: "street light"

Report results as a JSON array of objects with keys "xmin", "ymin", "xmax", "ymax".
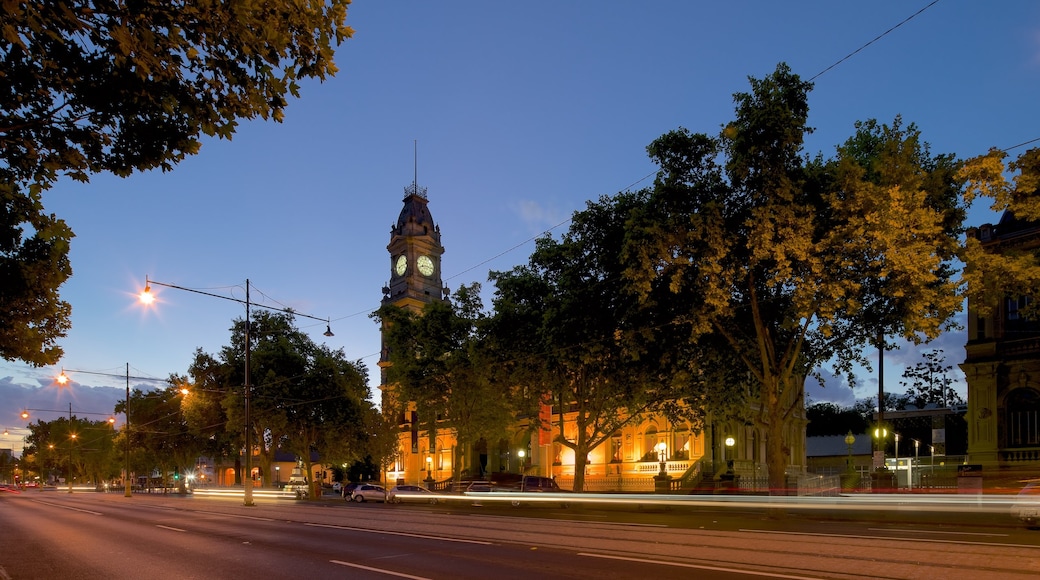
[
  {"xmin": 139, "ymin": 276, "xmax": 333, "ymax": 507},
  {"xmin": 53, "ymin": 365, "xmax": 174, "ymax": 498},
  {"xmin": 656, "ymin": 441, "xmax": 667, "ymax": 476},
  {"xmin": 21, "ymin": 402, "xmax": 116, "ymax": 494},
  {"xmin": 912, "ymin": 439, "xmax": 920, "ymax": 490},
  {"xmin": 723, "ymin": 436, "xmax": 735, "ymax": 473},
  {"xmin": 517, "ymin": 449, "xmax": 526, "ymax": 473},
  {"xmin": 894, "ymin": 432, "xmax": 900, "ymax": 488}
]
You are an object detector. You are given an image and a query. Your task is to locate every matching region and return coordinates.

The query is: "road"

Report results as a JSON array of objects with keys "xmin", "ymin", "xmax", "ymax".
[{"xmin": 1, "ymin": 490, "xmax": 1038, "ymax": 579}]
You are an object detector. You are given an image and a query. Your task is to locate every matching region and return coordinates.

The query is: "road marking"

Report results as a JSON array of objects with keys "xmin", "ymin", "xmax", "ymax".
[
  {"xmin": 579, "ymin": 552, "xmax": 825, "ymax": 579},
  {"xmin": 31, "ymin": 500, "xmax": 102, "ymax": 515},
  {"xmin": 739, "ymin": 528, "xmax": 1040, "ymax": 549},
  {"xmin": 182, "ymin": 509, "xmax": 275, "ymax": 522},
  {"xmin": 307, "ymin": 523, "xmax": 492, "ymax": 545},
  {"xmin": 156, "ymin": 524, "xmax": 186, "ymax": 532},
  {"xmin": 330, "ymin": 560, "xmax": 431, "ymax": 579},
  {"xmin": 867, "ymin": 527, "xmax": 1009, "ymax": 537}
]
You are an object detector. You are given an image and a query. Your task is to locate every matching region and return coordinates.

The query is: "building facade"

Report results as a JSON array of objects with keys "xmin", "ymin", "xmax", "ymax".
[{"xmin": 961, "ymin": 212, "xmax": 1040, "ymax": 483}]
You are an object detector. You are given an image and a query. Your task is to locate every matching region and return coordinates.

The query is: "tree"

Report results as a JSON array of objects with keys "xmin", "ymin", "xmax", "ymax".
[
  {"xmin": 189, "ymin": 310, "xmax": 371, "ymax": 496},
  {"xmin": 280, "ymin": 345, "xmax": 370, "ymax": 499},
  {"xmin": 487, "ymin": 193, "xmax": 703, "ymax": 492},
  {"xmin": 376, "ymin": 283, "xmax": 512, "ymax": 482},
  {"xmin": 805, "ymin": 402, "xmax": 869, "ymax": 437},
  {"xmin": 115, "ymin": 385, "xmax": 195, "ymax": 492},
  {"xmin": 959, "ymin": 147, "xmax": 1040, "ymax": 319},
  {"xmin": 623, "ymin": 63, "xmax": 965, "ymax": 491},
  {"xmin": 0, "ymin": 181, "xmax": 72, "ymax": 366},
  {"xmin": 0, "ymin": 1, "xmax": 353, "ymax": 365},
  {"xmin": 899, "ymin": 349, "xmax": 963, "ymax": 409}
]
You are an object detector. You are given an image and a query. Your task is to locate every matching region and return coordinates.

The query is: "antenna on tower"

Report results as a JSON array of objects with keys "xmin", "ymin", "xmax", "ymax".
[{"xmin": 405, "ymin": 139, "xmax": 428, "ymax": 199}]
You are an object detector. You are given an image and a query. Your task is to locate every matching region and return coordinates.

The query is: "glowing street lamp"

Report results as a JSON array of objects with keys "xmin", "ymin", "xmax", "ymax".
[
  {"xmin": 722, "ymin": 436, "xmax": 735, "ymax": 473},
  {"xmin": 139, "ymin": 276, "xmax": 333, "ymax": 507},
  {"xmin": 656, "ymin": 441, "xmax": 667, "ymax": 476}
]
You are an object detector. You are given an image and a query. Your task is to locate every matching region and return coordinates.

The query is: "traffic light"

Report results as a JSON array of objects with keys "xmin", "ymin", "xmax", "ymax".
[{"xmin": 173, "ymin": 469, "xmax": 179, "ymax": 481}]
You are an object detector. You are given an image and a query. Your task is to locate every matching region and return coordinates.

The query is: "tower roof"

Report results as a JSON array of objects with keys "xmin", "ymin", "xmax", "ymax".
[{"xmin": 394, "ymin": 183, "xmax": 440, "ymax": 241}]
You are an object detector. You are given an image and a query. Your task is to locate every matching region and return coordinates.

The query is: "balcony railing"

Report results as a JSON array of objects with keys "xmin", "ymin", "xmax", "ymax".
[{"xmin": 1001, "ymin": 447, "xmax": 1040, "ymax": 463}]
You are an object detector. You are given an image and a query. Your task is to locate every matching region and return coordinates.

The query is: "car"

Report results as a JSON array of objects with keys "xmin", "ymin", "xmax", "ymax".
[
  {"xmin": 341, "ymin": 482, "xmax": 362, "ymax": 500},
  {"xmin": 387, "ymin": 484, "xmax": 439, "ymax": 504},
  {"xmin": 332, "ymin": 482, "xmax": 342, "ymax": 493},
  {"xmin": 496, "ymin": 475, "xmax": 571, "ymax": 508},
  {"xmin": 1011, "ymin": 481, "xmax": 1040, "ymax": 528},
  {"xmin": 352, "ymin": 483, "xmax": 387, "ymax": 503},
  {"xmin": 464, "ymin": 481, "xmax": 493, "ymax": 506}
]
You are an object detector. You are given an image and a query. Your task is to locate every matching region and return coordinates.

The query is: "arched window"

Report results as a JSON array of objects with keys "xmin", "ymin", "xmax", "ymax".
[{"xmin": 643, "ymin": 427, "xmax": 659, "ymax": 462}]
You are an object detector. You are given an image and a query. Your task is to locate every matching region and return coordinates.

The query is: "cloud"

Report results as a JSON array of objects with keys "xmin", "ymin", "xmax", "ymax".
[
  {"xmin": 511, "ymin": 199, "xmax": 570, "ymax": 233},
  {"xmin": 1, "ymin": 375, "xmax": 127, "ymax": 426},
  {"xmin": 805, "ymin": 368, "xmax": 857, "ymax": 406}
]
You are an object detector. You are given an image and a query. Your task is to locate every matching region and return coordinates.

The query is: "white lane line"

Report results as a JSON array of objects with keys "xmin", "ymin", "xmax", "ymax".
[
  {"xmin": 739, "ymin": 528, "xmax": 1040, "ymax": 549},
  {"xmin": 330, "ymin": 560, "xmax": 431, "ymax": 579},
  {"xmin": 31, "ymin": 500, "xmax": 102, "ymax": 515},
  {"xmin": 866, "ymin": 527, "xmax": 1008, "ymax": 537},
  {"xmin": 183, "ymin": 509, "xmax": 274, "ymax": 522},
  {"xmin": 579, "ymin": 552, "xmax": 825, "ymax": 580},
  {"xmin": 307, "ymin": 523, "xmax": 492, "ymax": 545},
  {"xmin": 156, "ymin": 524, "xmax": 186, "ymax": 532}
]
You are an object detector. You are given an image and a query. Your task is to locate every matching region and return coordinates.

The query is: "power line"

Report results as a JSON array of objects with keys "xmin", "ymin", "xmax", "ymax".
[{"xmin": 808, "ymin": 0, "xmax": 942, "ymax": 82}]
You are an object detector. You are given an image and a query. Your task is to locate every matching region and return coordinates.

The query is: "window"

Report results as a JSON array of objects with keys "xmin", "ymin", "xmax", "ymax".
[{"xmin": 1005, "ymin": 388, "xmax": 1040, "ymax": 447}]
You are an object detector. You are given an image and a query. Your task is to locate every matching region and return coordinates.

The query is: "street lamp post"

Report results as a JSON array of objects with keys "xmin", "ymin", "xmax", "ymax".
[
  {"xmin": 894, "ymin": 433, "xmax": 900, "ymax": 489},
  {"xmin": 67, "ymin": 403, "xmax": 73, "ymax": 494},
  {"xmin": 22, "ymin": 403, "xmax": 114, "ymax": 493},
  {"xmin": 54, "ymin": 365, "xmax": 173, "ymax": 498},
  {"xmin": 139, "ymin": 276, "xmax": 333, "ymax": 507},
  {"xmin": 844, "ymin": 431, "xmax": 855, "ymax": 467},
  {"xmin": 912, "ymin": 439, "xmax": 919, "ymax": 491},
  {"xmin": 654, "ymin": 441, "xmax": 671, "ymax": 493},
  {"xmin": 724, "ymin": 436, "xmax": 735, "ymax": 474},
  {"xmin": 656, "ymin": 441, "xmax": 667, "ymax": 476}
]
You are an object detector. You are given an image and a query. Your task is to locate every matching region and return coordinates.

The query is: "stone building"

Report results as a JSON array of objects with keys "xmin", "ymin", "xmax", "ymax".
[{"xmin": 961, "ymin": 211, "xmax": 1040, "ymax": 484}]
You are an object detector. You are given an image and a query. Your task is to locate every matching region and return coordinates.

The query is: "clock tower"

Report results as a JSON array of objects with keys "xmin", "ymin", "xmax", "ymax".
[
  {"xmin": 380, "ymin": 180, "xmax": 448, "ymax": 482},
  {"xmin": 382, "ymin": 181, "xmax": 447, "ymax": 312}
]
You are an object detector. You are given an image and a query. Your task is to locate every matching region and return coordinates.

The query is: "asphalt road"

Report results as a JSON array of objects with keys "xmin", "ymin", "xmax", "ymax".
[{"xmin": 1, "ymin": 490, "xmax": 1037, "ymax": 579}]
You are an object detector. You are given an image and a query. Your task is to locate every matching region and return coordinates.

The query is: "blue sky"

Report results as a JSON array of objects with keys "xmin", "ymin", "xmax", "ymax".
[{"xmin": 3, "ymin": 1, "xmax": 1039, "ymax": 455}]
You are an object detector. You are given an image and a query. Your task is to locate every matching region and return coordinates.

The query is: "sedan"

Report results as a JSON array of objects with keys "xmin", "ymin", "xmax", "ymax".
[
  {"xmin": 1011, "ymin": 481, "xmax": 1040, "ymax": 528},
  {"xmin": 387, "ymin": 485, "xmax": 438, "ymax": 504},
  {"xmin": 352, "ymin": 484, "xmax": 387, "ymax": 503}
]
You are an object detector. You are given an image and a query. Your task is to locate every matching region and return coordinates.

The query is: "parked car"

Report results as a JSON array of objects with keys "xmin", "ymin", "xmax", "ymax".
[
  {"xmin": 464, "ymin": 481, "xmax": 493, "ymax": 506},
  {"xmin": 341, "ymin": 482, "xmax": 362, "ymax": 500},
  {"xmin": 498, "ymin": 475, "xmax": 571, "ymax": 508},
  {"xmin": 387, "ymin": 484, "xmax": 438, "ymax": 504},
  {"xmin": 1011, "ymin": 481, "xmax": 1040, "ymax": 528},
  {"xmin": 352, "ymin": 484, "xmax": 387, "ymax": 503}
]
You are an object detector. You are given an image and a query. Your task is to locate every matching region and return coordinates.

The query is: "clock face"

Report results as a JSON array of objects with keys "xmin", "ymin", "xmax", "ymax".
[
  {"xmin": 394, "ymin": 255, "xmax": 407, "ymax": 276},
  {"xmin": 417, "ymin": 255, "xmax": 434, "ymax": 276}
]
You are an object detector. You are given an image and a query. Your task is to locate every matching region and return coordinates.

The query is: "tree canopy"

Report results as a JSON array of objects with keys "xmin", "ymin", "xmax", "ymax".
[
  {"xmin": 0, "ymin": 1, "xmax": 353, "ymax": 365},
  {"xmin": 959, "ymin": 147, "xmax": 1040, "ymax": 319},
  {"xmin": 623, "ymin": 63, "xmax": 966, "ymax": 490},
  {"xmin": 375, "ymin": 283, "xmax": 512, "ymax": 481},
  {"xmin": 486, "ymin": 192, "xmax": 707, "ymax": 491},
  {"xmin": 189, "ymin": 311, "xmax": 371, "ymax": 497}
]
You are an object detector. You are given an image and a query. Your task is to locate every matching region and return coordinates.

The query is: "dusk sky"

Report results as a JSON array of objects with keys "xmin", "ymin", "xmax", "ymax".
[{"xmin": 3, "ymin": 1, "xmax": 1039, "ymax": 455}]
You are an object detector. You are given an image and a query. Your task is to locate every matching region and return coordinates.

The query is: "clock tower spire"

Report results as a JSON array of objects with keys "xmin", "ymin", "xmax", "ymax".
[{"xmin": 382, "ymin": 174, "xmax": 447, "ymax": 312}]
